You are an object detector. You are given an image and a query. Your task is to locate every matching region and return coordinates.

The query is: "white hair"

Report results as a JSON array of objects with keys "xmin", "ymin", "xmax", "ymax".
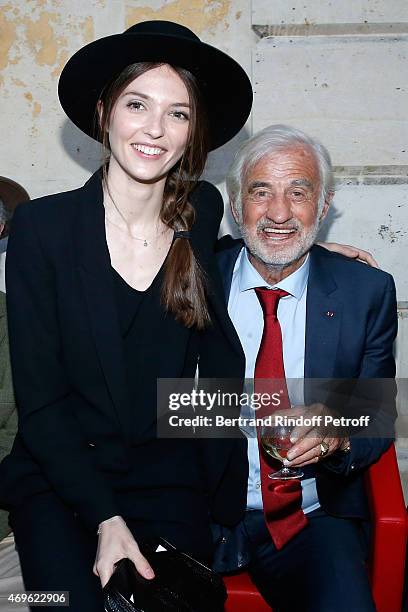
[{"xmin": 226, "ymin": 124, "xmax": 334, "ymax": 222}]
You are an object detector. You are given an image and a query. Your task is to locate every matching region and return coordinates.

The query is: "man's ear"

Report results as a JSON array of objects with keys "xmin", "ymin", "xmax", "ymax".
[
  {"xmin": 230, "ymin": 199, "xmax": 240, "ymax": 225},
  {"xmin": 319, "ymin": 190, "xmax": 333, "ymax": 223}
]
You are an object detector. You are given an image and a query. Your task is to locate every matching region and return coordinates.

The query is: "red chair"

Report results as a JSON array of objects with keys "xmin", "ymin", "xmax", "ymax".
[
  {"xmin": 224, "ymin": 444, "xmax": 407, "ymax": 612},
  {"xmin": 365, "ymin": 444, "xmax": 407, "ymax": 612}
]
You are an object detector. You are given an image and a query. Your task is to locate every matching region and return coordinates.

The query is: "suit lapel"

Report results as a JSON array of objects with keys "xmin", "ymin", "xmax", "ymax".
[
  {"xmin": 206, "ymin": 259, "xmax": 245, "ymax": 360},
  {"xmin": 211, "ymin": 239, "xmax": 245, "ymax": 360},
  {"xmin": 215, "ymin": 242, "xmax": 343, "ymax": 379},
  {"xmin": 305, "ymin": 246, "xmax": 343, "ymax": 381},
  {"xmin": 74, "ymin": 172, "xmax": 133, "ymax": 441}
]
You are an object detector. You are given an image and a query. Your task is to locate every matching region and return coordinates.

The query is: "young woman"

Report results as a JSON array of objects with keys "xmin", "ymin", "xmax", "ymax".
[
  {"xmin": 0, "ymin": 21, "xmax": 253, "ymax": 611},
  {"xmin": 0, "ymin": 19, "xmax": 374, "ymax": 612}
]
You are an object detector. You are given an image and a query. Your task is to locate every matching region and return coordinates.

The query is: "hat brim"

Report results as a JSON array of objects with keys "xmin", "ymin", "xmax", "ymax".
[{"xmin": 58, "ymin": 31, "xmax": 253, "ymax": 151}]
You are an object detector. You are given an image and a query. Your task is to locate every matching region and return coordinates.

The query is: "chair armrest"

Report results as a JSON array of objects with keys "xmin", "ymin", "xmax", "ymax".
[{"xmin": 224, "ymin": 573, "xmax": 270, "ymax": 612}]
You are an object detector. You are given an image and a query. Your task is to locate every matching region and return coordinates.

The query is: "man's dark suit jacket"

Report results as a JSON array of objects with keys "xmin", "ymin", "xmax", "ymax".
[
  {"xmin": 0, "ymin": 172, "xmax": 248, "ymax": 533},
  {"xmin": 216, "ymin": 237, "xmax": 397, "ymax": 520}
]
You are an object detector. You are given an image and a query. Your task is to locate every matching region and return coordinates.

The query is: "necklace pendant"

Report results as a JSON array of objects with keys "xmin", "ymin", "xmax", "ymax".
[{"xmin": 143, "ymin": 239, "xmax": 148, "ymax": 247}]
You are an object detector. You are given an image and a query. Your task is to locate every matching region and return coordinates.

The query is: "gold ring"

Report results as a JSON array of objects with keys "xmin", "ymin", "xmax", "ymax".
[{"xmin": 319, "ymin": 441, "xmax": 329, "ymax": 458}]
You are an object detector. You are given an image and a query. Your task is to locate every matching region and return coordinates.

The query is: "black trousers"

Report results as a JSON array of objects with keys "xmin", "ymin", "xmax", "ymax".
[
  {"xmin": 242, "ymin": 509, "xmax": 375, "ymax": 612},
  {"xmin": 10, "ymin": 491, "xmax": 213, "ymax": 612}
]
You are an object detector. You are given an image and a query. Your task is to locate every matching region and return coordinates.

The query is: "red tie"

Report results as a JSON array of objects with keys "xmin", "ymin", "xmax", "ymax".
[{"xmin": 254, "ymin": 287, "xmax": 308, "ymax": 550}]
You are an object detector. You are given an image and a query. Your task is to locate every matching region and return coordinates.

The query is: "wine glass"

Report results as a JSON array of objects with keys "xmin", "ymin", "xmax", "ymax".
[{"xmin": 260, "ymin": 423, "xmax": 303, "ymax": 480}]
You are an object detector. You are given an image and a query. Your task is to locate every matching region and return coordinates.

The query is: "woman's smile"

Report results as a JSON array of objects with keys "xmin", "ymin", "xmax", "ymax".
[{"xmin": 130, "ymin": 143, "xmax": 167, "ymax": 158}]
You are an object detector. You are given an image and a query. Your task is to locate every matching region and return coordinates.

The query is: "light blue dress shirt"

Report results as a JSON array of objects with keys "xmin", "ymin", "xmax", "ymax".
[{"xmin": 228, "ymin": 247, "xmax": 320, "ymax": 514}]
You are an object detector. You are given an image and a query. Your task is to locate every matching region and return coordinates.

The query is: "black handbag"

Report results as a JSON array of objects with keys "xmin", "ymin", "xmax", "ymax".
[{"xmin": 103, "ymin": 537, "xmax": 227, "ymax": 611}]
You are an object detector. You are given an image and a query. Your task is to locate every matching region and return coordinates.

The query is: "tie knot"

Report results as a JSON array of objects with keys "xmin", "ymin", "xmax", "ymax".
[{"xmin": 255, "ymin": 287, "xmax": 289, "ymax": 317}]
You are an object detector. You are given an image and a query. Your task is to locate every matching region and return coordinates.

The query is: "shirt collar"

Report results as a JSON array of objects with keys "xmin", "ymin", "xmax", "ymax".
[{"xmin": 237, "ymin": 246, "xmax": 310, "ymax": 300}]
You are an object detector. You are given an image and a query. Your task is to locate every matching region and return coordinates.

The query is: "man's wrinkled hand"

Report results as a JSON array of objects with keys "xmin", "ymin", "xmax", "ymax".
[{"xmin": 282, "ymin": 403, "xmax": 348, "ymax": 467}]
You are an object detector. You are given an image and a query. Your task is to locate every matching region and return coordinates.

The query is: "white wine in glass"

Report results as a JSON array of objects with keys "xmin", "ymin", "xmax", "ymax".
[{"xmin": 260, "ymin": 424, "xmax": 303, "ymax": 480}]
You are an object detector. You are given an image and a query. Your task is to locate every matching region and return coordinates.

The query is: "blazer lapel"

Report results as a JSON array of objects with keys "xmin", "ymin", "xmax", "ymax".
[
  {"xmin": 207, "ymin": 259, "xmax": 245, "ymax": 361},
  {"xmin": 304, "ymin": 246, "xmax": 343, "ymax": 381},
  {"xmin": 210, "ymin": 239, "xmax": 245, "ymax": 360},
  {"xmin": 215, "ymin": 241, "xmax": 343, "ymax": 380},
  {"xmin": 74, "ymin": 172, "xmax": 133, "ymax": 441}
]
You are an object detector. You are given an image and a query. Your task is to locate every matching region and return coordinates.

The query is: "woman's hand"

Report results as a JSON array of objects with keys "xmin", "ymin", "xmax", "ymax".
[
  {"xmin": 317, "ymin": 242, "xmax": 379, "ymax": 268},
  {"xmin": 93, "ymin": 515, "xmax": 155, "ymax": 587}
]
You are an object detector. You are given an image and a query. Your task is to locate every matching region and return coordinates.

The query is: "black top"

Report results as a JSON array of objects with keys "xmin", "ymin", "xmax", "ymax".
[
  {"xmin": 112, "ymin": 267, "xmax": 146, "ymax": 337},
  {"xmin": 108, "ymin": 263, "xmax": 208, "ymax": 525},
  {"xmin": 111, "ymin": 266, "xmax": 153, "ymax": 439},
  {"xmin": 111, "ymin": 263, "xmax": 166, "ymax": 442},
  {"xmin": 109, "ymin": 249, "xmax": 192, "ymax": 441}
]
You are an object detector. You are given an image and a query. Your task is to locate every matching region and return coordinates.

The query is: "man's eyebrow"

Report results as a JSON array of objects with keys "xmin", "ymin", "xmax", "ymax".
[
  {"xmin": 121, "ymin": 91, "xmax": 190, "ymax": 107},
  {"xmin": 290, "ymin": 179, "xmax": 314, "ymax": 189},
  {"xmin": 247, "ymin": 181, "xmax": 271, "ymax": 190}
]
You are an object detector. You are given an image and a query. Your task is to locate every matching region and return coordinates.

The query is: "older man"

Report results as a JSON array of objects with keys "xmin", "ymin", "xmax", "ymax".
[{"xmin": 215, "ymin": 125, "xmax": 397, "ymax": 611}]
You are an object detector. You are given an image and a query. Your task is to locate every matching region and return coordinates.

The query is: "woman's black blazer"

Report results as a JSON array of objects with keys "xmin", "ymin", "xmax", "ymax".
[{"xmin": 0, "ymin": 171, "xmax": 247, "ymax": 531}]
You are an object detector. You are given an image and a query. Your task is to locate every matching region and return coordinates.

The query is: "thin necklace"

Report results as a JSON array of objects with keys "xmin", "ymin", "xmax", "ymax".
[{"xmin": 104, "ymin": 192, "xmax": 167, "ymax": 247}]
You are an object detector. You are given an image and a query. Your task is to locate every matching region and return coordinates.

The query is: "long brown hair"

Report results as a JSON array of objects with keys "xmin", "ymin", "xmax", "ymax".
[{"xmin": 97, "ymin": 62, "xmax": 211, "ymax": 329}]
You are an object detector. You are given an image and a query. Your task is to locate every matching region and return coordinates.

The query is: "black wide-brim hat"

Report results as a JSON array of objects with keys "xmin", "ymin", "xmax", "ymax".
[{"xmin": 58, "ymin": 20, "xmax": 253, "ymax": 151}]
